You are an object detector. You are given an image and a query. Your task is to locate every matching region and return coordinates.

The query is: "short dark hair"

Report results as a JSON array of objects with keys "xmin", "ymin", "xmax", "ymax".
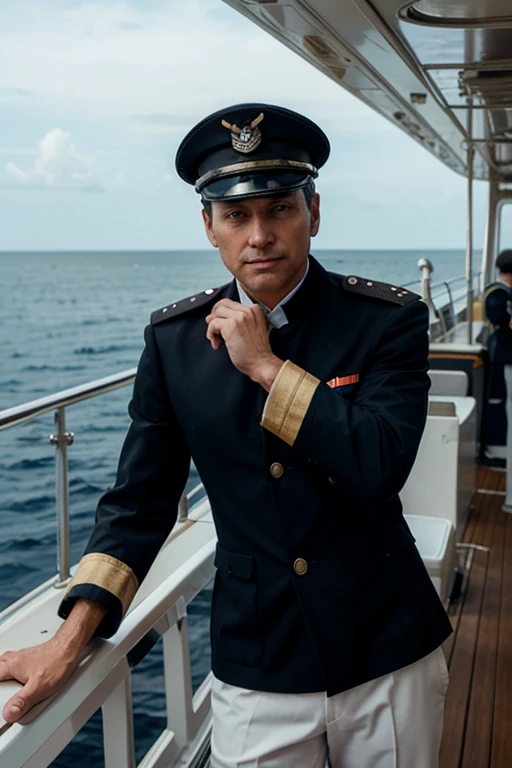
[
  {"xmin": 496, "ymin": 249, "xmax": 512, "ymax": 275},
  {"xmin": 202, "ymin": 177, "xmax": 316, "ymax": 220}
]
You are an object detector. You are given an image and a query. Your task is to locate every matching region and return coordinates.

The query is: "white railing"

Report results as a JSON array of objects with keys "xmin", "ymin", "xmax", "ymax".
[
  {"xmin": 0, "ymin": 371, "xmax": 204, "ymax": 587},
  {"xmin": 403, "ymin": 260, "xmax": 483, "ymax": 342},
  {"xmin": 0, "ymin": 499, "xmax": 217, "ymax": 768}
]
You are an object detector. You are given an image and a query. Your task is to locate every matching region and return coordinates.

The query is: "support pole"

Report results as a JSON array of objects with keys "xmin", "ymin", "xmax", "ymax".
[
  {"xmin": 482, "ymin": 178, "xmax": 499, "ymax": 289},
  {"xmin": 49, "ymin": 407, "xmax": 74, "ymax": 585},
  {"xmin": 466, "ymin": 99, "xmax": 475, "ymax": 345}
]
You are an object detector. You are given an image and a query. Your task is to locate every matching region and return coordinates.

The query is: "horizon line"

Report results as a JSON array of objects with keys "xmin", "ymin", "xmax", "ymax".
[{"xmin": 0, "ymin": 247, "xmax": 478, "ymax": 254}]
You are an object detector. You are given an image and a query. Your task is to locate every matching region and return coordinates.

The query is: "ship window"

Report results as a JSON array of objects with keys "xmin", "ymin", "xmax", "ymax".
[{"xmin": 403, "ymin": 0, "xmax": 512, "ymax": 27}]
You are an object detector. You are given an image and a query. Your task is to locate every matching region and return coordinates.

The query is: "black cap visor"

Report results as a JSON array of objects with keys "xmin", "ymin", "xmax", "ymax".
[{"xmin": 200, "ymin": 171, "xmax": 312, "ymax": 202}]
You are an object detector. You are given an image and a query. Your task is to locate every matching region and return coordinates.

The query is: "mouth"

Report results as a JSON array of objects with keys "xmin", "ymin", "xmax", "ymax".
[{"xmin": 246, "ymin": 257, "xmax": 283, "ymax": 268}]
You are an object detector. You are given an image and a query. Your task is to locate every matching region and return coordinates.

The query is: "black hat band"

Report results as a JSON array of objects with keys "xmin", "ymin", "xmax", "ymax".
[
  {"xmin": 199, "ymin": 171, "xmax": 314, "ymax": 202},
  {"xmin": 195, "ymin": 159, "xmax": 318, "ymax": 194}
]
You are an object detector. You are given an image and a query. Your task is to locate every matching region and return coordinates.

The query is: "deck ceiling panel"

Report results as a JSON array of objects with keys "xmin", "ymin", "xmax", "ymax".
[
  {"xmin": 374, "ymin": 0, "xmax": 512, "ymax": 181},
  {"xmin": 223, "ymin": 0, "xmax": 468, "ymax": 175},
  {"xmin": 395, "ymin": 22, "xmax": 466, "ymax": 66},
  {"xmin": 222, "ymin": 0, "xmax": 512, "ymax": 180},
  {"xmin": 397, "ymin": 24, "xmax": 512, "ymax": 70},
  {"xmin": 404, "ymin": 0, "xmax": 512, "ymax": 27}
]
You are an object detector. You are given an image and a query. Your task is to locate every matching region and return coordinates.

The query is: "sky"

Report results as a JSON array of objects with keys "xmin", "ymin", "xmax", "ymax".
[{"xmin": 1, "ymin": 0, "xmax": 511, "ymax": 252}]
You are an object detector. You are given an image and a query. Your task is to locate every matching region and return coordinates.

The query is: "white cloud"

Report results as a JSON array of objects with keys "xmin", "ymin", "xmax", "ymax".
[
  {"xmin": 5, "ymin": 161, "xmax": 27, "ymax": 183},
  {"xmin": 3, "ymin": 127, "xmax": 102, "ymax": 190},
  {"xmin": 0, "ymin": 0, "xmax": 359, "ymax": 129},
  {"xmin": 0, "ymin": 1, "xmax": 477, "ymax": 249}
]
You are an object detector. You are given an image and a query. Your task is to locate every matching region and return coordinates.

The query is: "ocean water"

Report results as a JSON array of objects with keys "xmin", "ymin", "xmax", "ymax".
[{"xmin": 0, "ymin": 248, "xmax": 471, "ymax": 765}]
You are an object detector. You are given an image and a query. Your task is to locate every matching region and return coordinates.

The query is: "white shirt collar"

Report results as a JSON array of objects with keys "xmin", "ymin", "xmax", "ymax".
[{"xmin": 236, "ymin": 258, "xmax": 310, "ymax": 329}]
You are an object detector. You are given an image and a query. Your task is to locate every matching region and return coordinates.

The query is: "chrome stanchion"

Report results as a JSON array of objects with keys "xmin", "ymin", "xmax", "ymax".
[
  {"xmin": 466, "ymin": 98, "xmax": 474, "ymax": 345},
  {"xmin": 49, "ymin": 407, "xmax": 74, "ymax": 586}
]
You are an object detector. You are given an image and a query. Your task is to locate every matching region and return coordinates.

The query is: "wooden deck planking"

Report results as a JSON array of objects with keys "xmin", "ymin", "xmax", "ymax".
[
  {"xmin": 440, "ymin": 549, "xmax": 488, "ymax": 766},
  {"xmin": 442, "ymin": 485, "xmax": 489, "ymax": 663},
  {"xmin": 440, "ymin": 467, "xmax": 509, "ymax": 768},
  {"xmin": 491, "ymin": 510, "xmax": 512, "ymax": 767},
  {"xmin": 460, "ymin": 495, "xmax": 504, "ymax": 767}
]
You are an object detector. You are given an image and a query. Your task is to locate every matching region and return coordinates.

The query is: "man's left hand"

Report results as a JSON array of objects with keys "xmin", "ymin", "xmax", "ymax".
[{"xmin": 206, "ymin": 299, "xmax": 283, "ymax": 391}]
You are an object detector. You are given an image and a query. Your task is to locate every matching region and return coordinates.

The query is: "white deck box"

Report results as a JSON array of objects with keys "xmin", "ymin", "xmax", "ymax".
[
  {"xmin": 428, "ymin": 369, "xmax": 469, "ymax": 396},
  {"xmin": 405, "ymin": 514, "xmax": 456, "ymax": 604},
  {"xmin": 400, "ymin": 395, "xmax": 476, "ymax": 541}
]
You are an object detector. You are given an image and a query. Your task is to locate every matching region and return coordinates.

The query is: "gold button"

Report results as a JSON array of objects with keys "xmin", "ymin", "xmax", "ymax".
[
  {"xmin": 294, "ymin": 558, "xmax": 308, "ymax": 576},
  {"xmin": 270, "ymin": 462, "xmax": 284, "ymax": 479}
]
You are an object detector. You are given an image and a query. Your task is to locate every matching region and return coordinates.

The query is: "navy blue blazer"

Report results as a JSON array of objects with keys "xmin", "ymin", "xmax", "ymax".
[
  {"xmin": 59, "ymin": 255, "xmax": 452, "ymax": 696},
  {"xmin": 485, "ymin": 283, "xmax": 512, "ymax": 365}
]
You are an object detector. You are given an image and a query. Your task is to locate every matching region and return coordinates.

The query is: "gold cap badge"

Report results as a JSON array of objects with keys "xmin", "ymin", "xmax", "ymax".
[{"xmin": 221, "ymin": 112, "xmax": 264, "ymax": 154}]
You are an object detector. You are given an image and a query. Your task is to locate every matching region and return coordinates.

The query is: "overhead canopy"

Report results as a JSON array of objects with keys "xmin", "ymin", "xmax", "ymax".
[{"xmin": 221, "ymin": 0, "xmax": 512, "ymax": 181}]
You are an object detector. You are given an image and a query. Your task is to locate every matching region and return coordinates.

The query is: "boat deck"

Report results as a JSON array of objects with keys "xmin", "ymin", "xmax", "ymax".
[{"xmin": 440, "ymin": 466, "xmax": 510, "ymax": 768}]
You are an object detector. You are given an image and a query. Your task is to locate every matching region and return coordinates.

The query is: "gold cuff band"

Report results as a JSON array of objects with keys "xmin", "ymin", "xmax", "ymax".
[
  {"xmin": 65, "ymin": 553, "xmax": 139, "ymax": 617},
  {"xmin": 261, "ymin": 360, "xmax": 320, "ymax": 446}
]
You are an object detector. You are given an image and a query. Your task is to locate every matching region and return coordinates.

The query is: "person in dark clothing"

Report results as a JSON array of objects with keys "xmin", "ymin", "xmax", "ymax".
[{"xmin": 485, "ymin": 249, "xmax": 512, "ymax": 511}]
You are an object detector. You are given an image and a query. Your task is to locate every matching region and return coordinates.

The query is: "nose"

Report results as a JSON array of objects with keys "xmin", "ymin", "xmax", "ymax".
[{"xmin": 247, "ymin": 215, "xmax": 274, "ymax": 249}]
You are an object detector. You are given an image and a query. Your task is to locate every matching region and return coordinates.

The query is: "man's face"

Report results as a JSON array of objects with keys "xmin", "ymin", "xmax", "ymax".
[{"xmin": 202, "ymin": 189, "xmax": 320, "ymax": 309}]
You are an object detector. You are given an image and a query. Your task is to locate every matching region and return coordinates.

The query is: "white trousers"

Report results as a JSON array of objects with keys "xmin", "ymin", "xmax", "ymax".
[{"xmin": 210, "ymin": 647, "xmax": 449, "ymax": 768}]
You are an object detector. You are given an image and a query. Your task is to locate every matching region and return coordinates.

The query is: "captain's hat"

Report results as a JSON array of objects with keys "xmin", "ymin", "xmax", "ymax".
[{"xmin": 175, "ymin": 103, "xmax": 330, "ymax": 202}]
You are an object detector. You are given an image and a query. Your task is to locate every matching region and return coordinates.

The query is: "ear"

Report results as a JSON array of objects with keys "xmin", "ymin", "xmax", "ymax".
[
  {"xmin": 309, "ymin": 193, "xmax": 320, "ymax": 238},
  {"xmin": 202, "ymin": 208, "xmax": 218, "ymax": 248}
]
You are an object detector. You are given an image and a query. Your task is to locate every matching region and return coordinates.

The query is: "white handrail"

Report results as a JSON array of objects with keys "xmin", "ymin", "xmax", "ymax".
[
  {"xmin": 0, "ymin": 370, "xmax": 203, "ymax": 585},
  {"xmin": 0, "ymin": 514, "xmax": 217, "ymax": 768}
]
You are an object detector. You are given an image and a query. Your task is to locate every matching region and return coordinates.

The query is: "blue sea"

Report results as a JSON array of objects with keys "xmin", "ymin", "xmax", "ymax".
[{"xmin": 0, "ymin": 248, "xmax": 471, "ymax": 765}]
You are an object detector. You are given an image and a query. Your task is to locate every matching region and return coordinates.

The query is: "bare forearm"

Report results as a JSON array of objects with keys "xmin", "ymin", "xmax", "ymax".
[
  {"xmin": 250, "ymin": 354, "xmax": 284, "ymax": 392},
  {"xmin": 54, "ymin": 598, "xmax": 107, "ymax": 656}
]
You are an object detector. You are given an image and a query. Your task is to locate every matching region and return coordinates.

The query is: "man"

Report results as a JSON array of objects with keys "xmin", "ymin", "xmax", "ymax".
[
  {"xmin": 0, "ymin": 104, "xmax": 452, "ymax": 767},
  {"xmin": 485, "ymin": 249, "xmax": 512, "ymax": 512}
]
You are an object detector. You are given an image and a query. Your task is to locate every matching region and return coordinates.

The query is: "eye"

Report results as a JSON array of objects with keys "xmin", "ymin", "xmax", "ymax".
[
  {"xmin": 226, "ymin": 210, "xmax": 245, "ymax": 220},
  {"xmin": 270, "ymin": 204, "xmax": 291, "ymax": 213}
]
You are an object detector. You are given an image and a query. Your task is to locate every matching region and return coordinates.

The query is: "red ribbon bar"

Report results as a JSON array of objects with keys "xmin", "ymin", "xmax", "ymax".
[{"xmin": 327, "ymin": 373, "xmax": 360, "ymax": 389}]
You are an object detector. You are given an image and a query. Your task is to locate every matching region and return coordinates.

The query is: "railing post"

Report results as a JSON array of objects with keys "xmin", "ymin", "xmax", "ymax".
[
  {"xmin": 482, "ymin": 177, "xmax": 499, "ymax": 290},
  {"xmin": 178, "ymin": 493, "xmax": 189, "ymax": 522},
  {"xmin": 102, "ymin": 667, "xmax": 136, "ymax": 768},
  {"xmin": 443, "ymin": 280, "xmax": 455, "ymax": 322},
  {"xmin": 49, "ymin": 407, "xmax": 74, "ymax": 586},
  {"xmin": 418, "ymin": 258, "xmax": 436, "ymax": 317},
  {"xmin": 466, "ymin": 98, "xmax": 474, "ymax": 344}
]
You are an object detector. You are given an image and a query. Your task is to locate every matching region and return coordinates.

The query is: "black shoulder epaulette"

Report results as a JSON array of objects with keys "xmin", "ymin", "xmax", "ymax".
[
  {"xmin": 151, "ymin": 285, "xmax": 226, "ymax": 326},
  {"xmin": 343, "ymin": 275, "xmax": 421, "ymax": 306}
]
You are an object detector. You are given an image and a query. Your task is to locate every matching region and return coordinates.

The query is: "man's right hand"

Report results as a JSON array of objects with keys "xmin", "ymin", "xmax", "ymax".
[
  {"xmin": 0, "ymin": 639, "xmax": 81, "ymax": 723},
  {"xmin": 0, "ymin": 597, "xmax": 107, "ymax": 724}
]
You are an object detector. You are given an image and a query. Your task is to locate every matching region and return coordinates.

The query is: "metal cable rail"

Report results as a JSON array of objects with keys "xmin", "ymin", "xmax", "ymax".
[
  {"xmin": 401, "ymin": 271, "xmax": 480, "ymax": 294},
  {"xmin": 0, "ymin": 370, "xmax": 203, "ymax": 587},
  {"xmin": 0, "ymin": 368, "xmax": 137, "ymax": 431}
]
